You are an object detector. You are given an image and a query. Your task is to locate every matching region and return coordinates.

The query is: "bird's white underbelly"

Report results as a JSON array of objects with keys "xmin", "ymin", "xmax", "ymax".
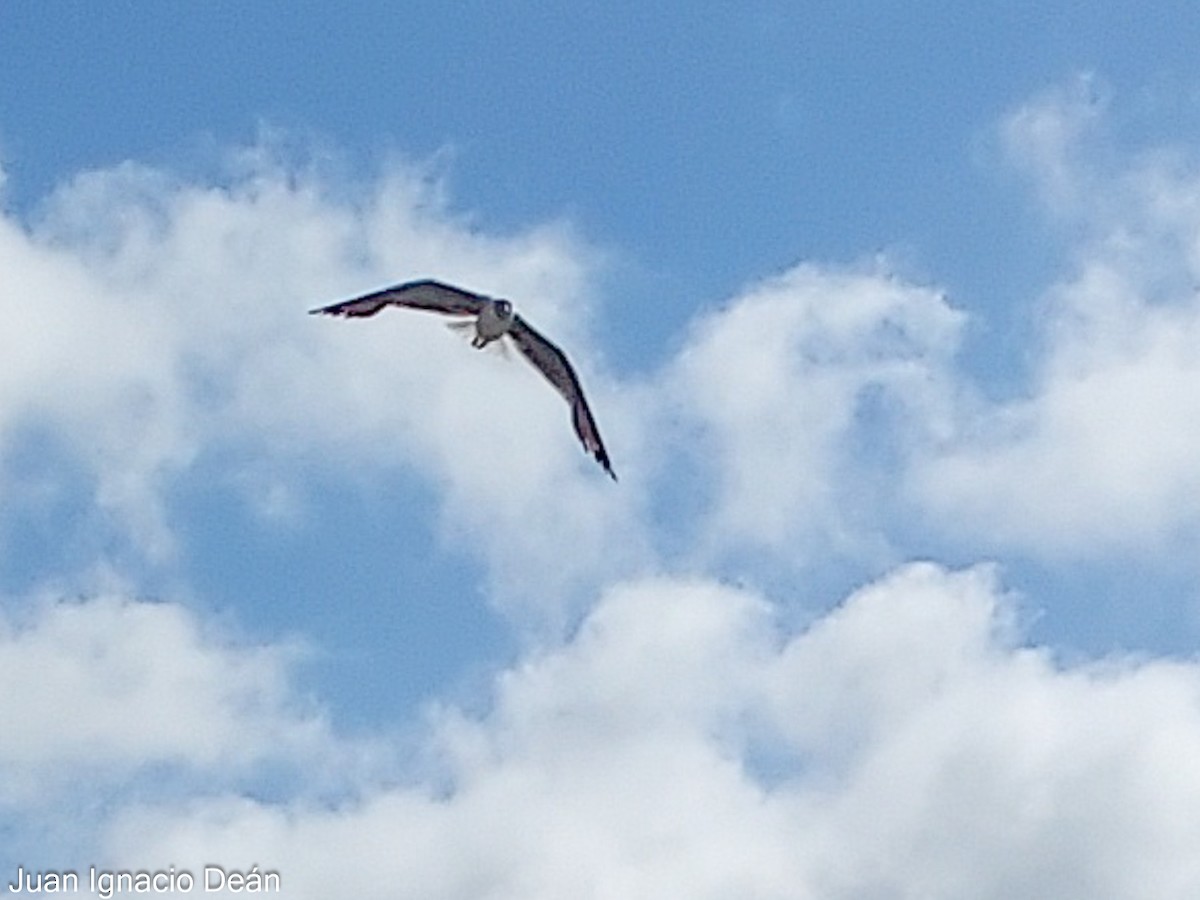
[{"xmin": 475, "ymin": 304, "xmax": 511, "ymax": 342}]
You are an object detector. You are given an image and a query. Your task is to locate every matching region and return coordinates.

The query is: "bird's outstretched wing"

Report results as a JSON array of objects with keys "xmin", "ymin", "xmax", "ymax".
[
  {"xmin": 508, "ymin": 316, "xmax": 616, "ymax": 480},
  {"xmin": 309, "ymin": 279, "xmax": 487, "ymax": 318}
]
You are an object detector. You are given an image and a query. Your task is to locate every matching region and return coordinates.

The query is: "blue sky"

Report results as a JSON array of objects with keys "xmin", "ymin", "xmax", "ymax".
[{"xmin": 4, "ymin": 3, "xmax": 1200, "ymax": 897}]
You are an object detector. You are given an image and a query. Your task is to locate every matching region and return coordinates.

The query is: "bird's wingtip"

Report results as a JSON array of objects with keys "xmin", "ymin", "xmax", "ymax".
[{"xmin": 597, "ymin": 453, "xmax": 617, "ymax": 481}]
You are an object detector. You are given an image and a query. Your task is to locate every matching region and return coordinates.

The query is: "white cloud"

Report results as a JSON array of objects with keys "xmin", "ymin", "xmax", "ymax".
[
  {"xmin": 1, "ymin": 144, "xmax": 966, "ymax": 611},
  {"xmin": 14, "ymin": 87, "xmax": 1200, "ymax": 583},
  {"xmin": 999, "ymin": 73, "xmax": 1109, "ymax": 215},
  {"xmin": 661, "ymin": 262, "xmax": 962, "ymax": 563},
  {"xmin": 0, "ymin": 591, "xmax": 343, "ymax": 806},
  {"xmin": 100, "ymin": 564, "xmax": 1200, "ymax": 900},
  {"xmin": 911, "ymin": 81, "xmax": 1200, "ymax": 555},
  {"xmin": 0, "ymin": 152, "xmax": 645, "ymax": 611}
]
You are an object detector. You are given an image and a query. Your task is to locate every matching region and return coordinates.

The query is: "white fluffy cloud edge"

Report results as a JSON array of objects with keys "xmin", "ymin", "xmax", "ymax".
[
  {"xmin": 8, "ymin": 564, "xmax": 1200, "ymax": 898},
  {"xmin": 3, "ymin": 76, "xmax": 1200, "ymax": 898}
]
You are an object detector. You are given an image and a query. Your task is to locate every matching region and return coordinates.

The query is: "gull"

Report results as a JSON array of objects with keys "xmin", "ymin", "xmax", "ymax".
[{"xmin": 310, "ymin": 279, "xmax": 616, "ymax": 480}]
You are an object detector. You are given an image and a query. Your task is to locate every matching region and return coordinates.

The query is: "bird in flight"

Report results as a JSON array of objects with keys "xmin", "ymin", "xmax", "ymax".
[{"xmin": 310, "ymin": 279, "xmax": 616, "ymax": 480}]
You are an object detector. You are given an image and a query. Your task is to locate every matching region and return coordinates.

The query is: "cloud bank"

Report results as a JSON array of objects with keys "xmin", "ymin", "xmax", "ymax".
[{"xmin": 98, "ymin": 564, "xmax": 1200, "ymax": 899}]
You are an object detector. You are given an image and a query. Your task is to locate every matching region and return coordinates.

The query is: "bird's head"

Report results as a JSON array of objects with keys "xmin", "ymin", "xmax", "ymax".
[{"xmin": 494, "ymin": 299, "xmax": 513, "ymax": 319}]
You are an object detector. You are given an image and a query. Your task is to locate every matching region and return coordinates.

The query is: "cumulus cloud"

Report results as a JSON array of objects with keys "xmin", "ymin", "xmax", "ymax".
[
  {"xmin": 12, "ymin": 85, "xmax": 1200, "ymax": 585},
  {"xmin": 0, "ymin": 151, "xmax": 643, "ymax": 611},
  {"xmin": 0, "ymin": 591, "xmax": 343, "ymax": 806},
  {"xmin": 661, "ymin": 262, "xmax": 962, "ymax": 563},
  {"xmin": 101, "ymin": 564, "xmax": 1200, "ymax": 900},
  {"xmin": 0, "ymin": 142, "xmax": 961, "ymax": 612},
  {"xmin": 911, "ymin": 78, "xmax": 1200, "ymax": 556}
]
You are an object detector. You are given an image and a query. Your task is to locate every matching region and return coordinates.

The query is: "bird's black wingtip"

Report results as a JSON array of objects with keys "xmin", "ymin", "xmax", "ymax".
[{"xmin": 596, "ymin": 453, "xmax": 617, "ymax": 482}]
